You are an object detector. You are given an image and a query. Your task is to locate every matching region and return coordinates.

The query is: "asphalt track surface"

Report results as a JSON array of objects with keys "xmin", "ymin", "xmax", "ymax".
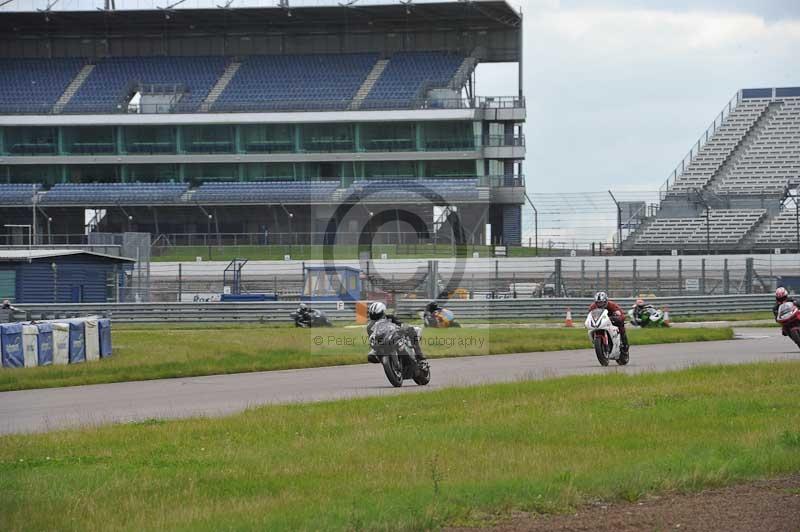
[{"xmin": 1, "ymin": 328, "xmax": 798, "ymax": 436}]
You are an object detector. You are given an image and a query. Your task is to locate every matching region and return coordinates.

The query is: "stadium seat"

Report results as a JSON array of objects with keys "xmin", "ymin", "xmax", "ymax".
[
  {"xmin": 40, "ymin": 183, "xmax": 189, "ymax": 205},
  {"xmin": 65, "ymin": 56, "xmax": 227, "ymax": 113},
  {"xmin": 0, "ymin": 58, "xmax": 84, "ymax": 114},
  {"xmin": 362, "ymin": 52, "xmax": 464, "ymax": 110},
  {"xmin": 192, "ymin": 182, "xmax": 340, "ymax": 203},
  {"xmin": 0, "ymin": 184, "xmax": 40, "ymax": 205},
  {"xmin": 213, "ymin": 54, "xmax": 378, "ymax": 112}
]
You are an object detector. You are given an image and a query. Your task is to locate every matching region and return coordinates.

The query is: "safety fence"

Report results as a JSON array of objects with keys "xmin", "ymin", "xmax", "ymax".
[
  {"xmin": 397, "ymin": 294, "xmax": 775, "ymax": 320},
  {"xmin": 10, "ymin": 294, "xmax": 775, "ymax": 324}
]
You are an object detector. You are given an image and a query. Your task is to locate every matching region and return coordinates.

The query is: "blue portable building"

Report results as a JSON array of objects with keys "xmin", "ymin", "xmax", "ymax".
[{"xmin": 0, "ymin": 250, "xmax": 134, "ymax": 304}]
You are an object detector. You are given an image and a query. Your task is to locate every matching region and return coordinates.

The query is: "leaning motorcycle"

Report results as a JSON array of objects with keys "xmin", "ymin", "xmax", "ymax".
[
  {"xmin": 775, "ymin": 301, "xmax": 800, "ymax": 350},
  {"xmin": 369, "ymin": 319, "xmax": 431, "ymax": 387},
  {"xmin": 290, "ymin": 309, "xmax": 333, "ymax": 328},
  {"xmin": 585, "ymin": 308, "xmax": 630, "ymax": 366},
  {"xmin": 423, "ymin": 308, "xmax": 461, "ymax": 328},
  {"xmin": 628, "ymin": 306, "xmax": 667, "ymax": 328}
]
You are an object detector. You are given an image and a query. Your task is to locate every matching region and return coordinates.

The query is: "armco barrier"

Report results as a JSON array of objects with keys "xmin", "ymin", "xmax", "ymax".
[
  {"xmin": 9, "ymin": 295, "xmax": 775, "ymax": 324},
  {"xmin": 13, "ymin": 301, "xmax": 358, "ymax": 324},
  {"xmin": 396, "ymin": 294, "xmax": 776, "ymax": 320}
]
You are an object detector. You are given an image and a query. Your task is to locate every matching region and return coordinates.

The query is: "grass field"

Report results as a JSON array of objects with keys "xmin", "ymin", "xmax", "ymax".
[
  {"xmin": 0, "ymin": 325, "xmax": 733, "ymax": 392},
  {"xmin": 1, "ymin": 361, "xmax": 798, "ymax": 531},
  {"xmin": 672, "ymin": 311, "xmax": 776, "ymax": 323},
  {"xmin": 152, "ymin": 243, "xmax": 551, "ymax": 262}
]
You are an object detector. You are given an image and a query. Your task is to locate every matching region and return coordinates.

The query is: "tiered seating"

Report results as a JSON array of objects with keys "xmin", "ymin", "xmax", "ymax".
[
  {"xmin": 0, "ymin": 184, "xmax": 40, "ymax": 205},
  {"xmin": 633, "ymin": 218, "xmax": 704, "ymax": 246},
  {"xmin": 363, "ymin": 52, "xmax": 464, "ymax": 109},
  {"xmin": 192, "ymin": 182, "xmax": 339, "ymax": 203},
  {"xmin": 666, "ymin": 99, "xmax": 770, "ymax": 194},
  {"xmin": 214, "ymin": 54, "xmax": 377, "ymax": 112},
  {"xmin": 345, "ymin": 179, "xmax": 480, "ymax": 202},
  {"xmin": 756, "ymin": 210, "xmax": 800, "ymax": 246},
  {"xmin": 716, "ymin": 98, "xmax": 800, "ymax": 195},
  {"xmin": 40, "ymin": 183, "xmax": 188, "ymax": 204},
  {"xmin": 0, "ymin": 58, "xmax": 84, "ymax": 114},
  {"xmin": 632, "ymin": 209, "xmax": 766, "ymax": 248},
  {"xmin": 66, "ymin": 56, "xmax": 227, "ymax": 113}
]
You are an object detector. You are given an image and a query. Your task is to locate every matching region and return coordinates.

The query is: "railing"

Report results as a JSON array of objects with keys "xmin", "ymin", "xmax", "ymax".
[
  {"xmin": 397, "ymin": 294, "xmax": 774, "ymax": 320},
  {"xmin": 0, "ymin": 95, "xmax": 525, "ymax": 116},
  {"xmin": 0, "ymin": 135, "xmax": 526, "ymax": 156},
  {"xmin": 658, "ymin": 90, "xmax": 741, "ymax": 200},
  {"xmin": 7, "ymin": 294, "xmax": 774, "ymax": 324}
]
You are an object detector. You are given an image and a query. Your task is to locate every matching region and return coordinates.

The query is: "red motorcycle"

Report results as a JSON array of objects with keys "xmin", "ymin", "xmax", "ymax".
[{"xmin": 776, "ymin": 301, "xmax": 800, "ymax": 349}]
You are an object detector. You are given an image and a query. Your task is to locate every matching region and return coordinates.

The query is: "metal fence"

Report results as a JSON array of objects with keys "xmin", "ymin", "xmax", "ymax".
[
  {"xmin": 132, "ymin": 254, "xmax": 799, "ymax": 303},
  {"xmin": 11, "ymin": 294, "xmax": 775, "ymax": 323}
]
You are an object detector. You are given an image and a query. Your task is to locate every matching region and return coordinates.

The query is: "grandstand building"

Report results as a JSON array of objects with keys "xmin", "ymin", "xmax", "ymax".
[
  {"xmin": 623, "ymin": 87, "xmax": 800, "ymax": 254},
  {"xmin": 0, "ymin": 1, "xmax": 525, "ymax": 248}
]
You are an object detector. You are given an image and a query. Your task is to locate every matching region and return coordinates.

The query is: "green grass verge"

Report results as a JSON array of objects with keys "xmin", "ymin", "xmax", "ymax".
[
  {"xmin": 0, "ymin": 326, "xmax": 733, "ymax": 392},
  {"xmin": 1, "ymin": 361, "xmax": 798, "ymax": 531},
  {"xmin": 672, "ymin": 311, "xmax": 776, "ymax": 323},
  {"xmin": 152, "ymin": 244, "xmax": 549, "ymax": 262}
]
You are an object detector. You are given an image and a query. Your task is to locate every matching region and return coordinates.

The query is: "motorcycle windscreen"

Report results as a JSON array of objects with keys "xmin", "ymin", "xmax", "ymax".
[
  {"xmin": 371, "ymin": 319, "xmax": 398, "ymax": 346},
  {"xmin": 777, "ymin": 302, "xmax": 798, "ymax": 322},
  {"xmin": 589, "ymin": 309, "xmax": 606, "ymax": 321}
]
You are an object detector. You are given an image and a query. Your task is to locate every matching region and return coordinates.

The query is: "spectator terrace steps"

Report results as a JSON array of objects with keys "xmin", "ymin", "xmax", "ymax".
[
  {"xmin": 349, "ymin": 59, "xmax": 390, "ymax": 110},
  {"xmin": 201, "ymin": 61, "xmax": 242, "ymax": 110},
  {"xmin": 52, "ymin": 63, "xmax": 95, "ymax": 114}
]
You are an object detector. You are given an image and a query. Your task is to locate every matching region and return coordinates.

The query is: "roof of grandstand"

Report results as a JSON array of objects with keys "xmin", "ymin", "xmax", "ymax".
[{"xmin": 0, "ymin": 1, "xmax": 521, "ymax": 62}]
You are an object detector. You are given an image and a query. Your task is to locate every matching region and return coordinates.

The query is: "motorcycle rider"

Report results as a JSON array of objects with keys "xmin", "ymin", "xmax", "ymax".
[
  {"xmin": 296, "ymin": 302, "xmax": 312, "ymax": 326},
  {"xmin": 0, "ymin": 299, "xmax": 18, "ymax": 323},
  {"xmin": 631, "ymin": 298, "xmax": 646, "ymax": 325},
  {"xmin": 773, "ymin": 287, "xmax": 797, "ymax": 335},
  {"xmin": 423, "ymin": 301, "xmax": 441, "ymax": 327},
  {"xmin": 589, "ymin": 292, "xmax": 629, "ymax": 354},
  {"xmin": 366, "ymin": 301, "xmax": 425, "ymax": 363}
]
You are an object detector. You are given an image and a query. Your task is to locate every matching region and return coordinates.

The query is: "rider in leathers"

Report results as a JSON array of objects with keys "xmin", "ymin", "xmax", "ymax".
[
  {"xmin": 773, "ymin": 287, "xmax": 797, "ymax": 337},
  {"xmin": 366, "ymin": 302, "xmax": 425, "ymax": 363},
  {"xmin": 588, "ymin": 292, "xmax": 630, "ymax": 354}
]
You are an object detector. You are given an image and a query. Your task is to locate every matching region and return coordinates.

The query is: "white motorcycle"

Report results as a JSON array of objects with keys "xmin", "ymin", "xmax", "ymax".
[{"xmin": 585, "ymin": 308, "xmax": 630, "ymax": 366}]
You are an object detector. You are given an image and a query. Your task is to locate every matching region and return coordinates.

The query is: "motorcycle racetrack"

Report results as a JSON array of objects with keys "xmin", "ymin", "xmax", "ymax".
[{"xmin": 0, "ymin": 327, "xmax": 795, "ymax": 436}]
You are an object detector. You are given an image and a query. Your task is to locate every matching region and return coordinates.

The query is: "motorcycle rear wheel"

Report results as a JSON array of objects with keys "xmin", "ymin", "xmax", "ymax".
[
  {"xmin": 790, "ymin": 328, "xmax": 800, "ymax": 350},
  {"xmin": 593, "ymin": 336, "xmax": 609, "ymax": 366},
  {"xmin": 381, "ymin": 355, "xmax": 404, "ymax": 387}
]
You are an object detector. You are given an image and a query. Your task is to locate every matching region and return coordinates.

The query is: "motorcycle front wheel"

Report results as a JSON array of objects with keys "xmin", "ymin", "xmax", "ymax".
[
  {"xmin": 381, "ymin": 355, "xmax": 404, "ymax": 387},
  {"xmin": 593, "ymin": 336, "xmax": 609, "ymax": 366},
  {"xmin": 412, "ymin": 361, "xmax": 431, "ymax": 386}
]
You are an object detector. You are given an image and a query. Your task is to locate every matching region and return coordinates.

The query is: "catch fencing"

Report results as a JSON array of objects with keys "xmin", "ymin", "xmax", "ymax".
[{"xmin": 11, "ymin": 294, "xmax": 775, "ymax": 324}]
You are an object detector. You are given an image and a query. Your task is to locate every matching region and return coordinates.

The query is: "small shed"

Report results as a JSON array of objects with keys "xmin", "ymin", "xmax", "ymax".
[
  {"xmin": 302, "ymin": 265, "xmax": 362, "ymax": 301},
  {"xmin": 0, "ymin": 250, "xmax": 135, "ymax": 304}
]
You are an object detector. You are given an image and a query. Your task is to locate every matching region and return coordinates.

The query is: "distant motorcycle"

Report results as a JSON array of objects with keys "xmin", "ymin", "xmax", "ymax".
[
  {"xmin": 369, "ymin": 318, "xmax": 431, "ymax": 387},
  {"xmin": 585, "ymin": 308, "xmax": 630, "ymax": 366},
  {"xmin": 775, "ymin": 301, "xmax": 800, "ymax": 350},
  {"xmin": 628, "ymin": 306, "xmax": 667, "ymax": 328},
  {"xmin": 423, "ymin": 308, "xmax": 461, "ymax": 328},
  {"xmin": 290, "ymin": 308, "xmax": 332, "ymax": 328}
]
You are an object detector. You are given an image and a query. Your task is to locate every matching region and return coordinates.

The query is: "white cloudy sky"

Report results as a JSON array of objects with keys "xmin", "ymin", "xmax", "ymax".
[{"xmin": 477, "ymin": 0, "xmax": 800, "ymax": 194}]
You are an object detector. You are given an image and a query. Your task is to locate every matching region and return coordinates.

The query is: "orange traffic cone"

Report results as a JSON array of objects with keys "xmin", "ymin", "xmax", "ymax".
[
  {"xmin": 663, "ymin": 305, "xmax": 671, "ymax": 327},
  {"xmin": 565, "ymin": 307, "xmax": 574, "ymax": 328}
]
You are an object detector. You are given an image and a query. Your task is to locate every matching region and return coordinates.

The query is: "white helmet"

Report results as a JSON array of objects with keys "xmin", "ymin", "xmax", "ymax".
[
  {"xmin": 368, "ymin": 301, "xmax": 387, "ymax": 320},
  {"xmin": 594, "ymin": 291, "xmax": 608, "ymax": 308}
]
